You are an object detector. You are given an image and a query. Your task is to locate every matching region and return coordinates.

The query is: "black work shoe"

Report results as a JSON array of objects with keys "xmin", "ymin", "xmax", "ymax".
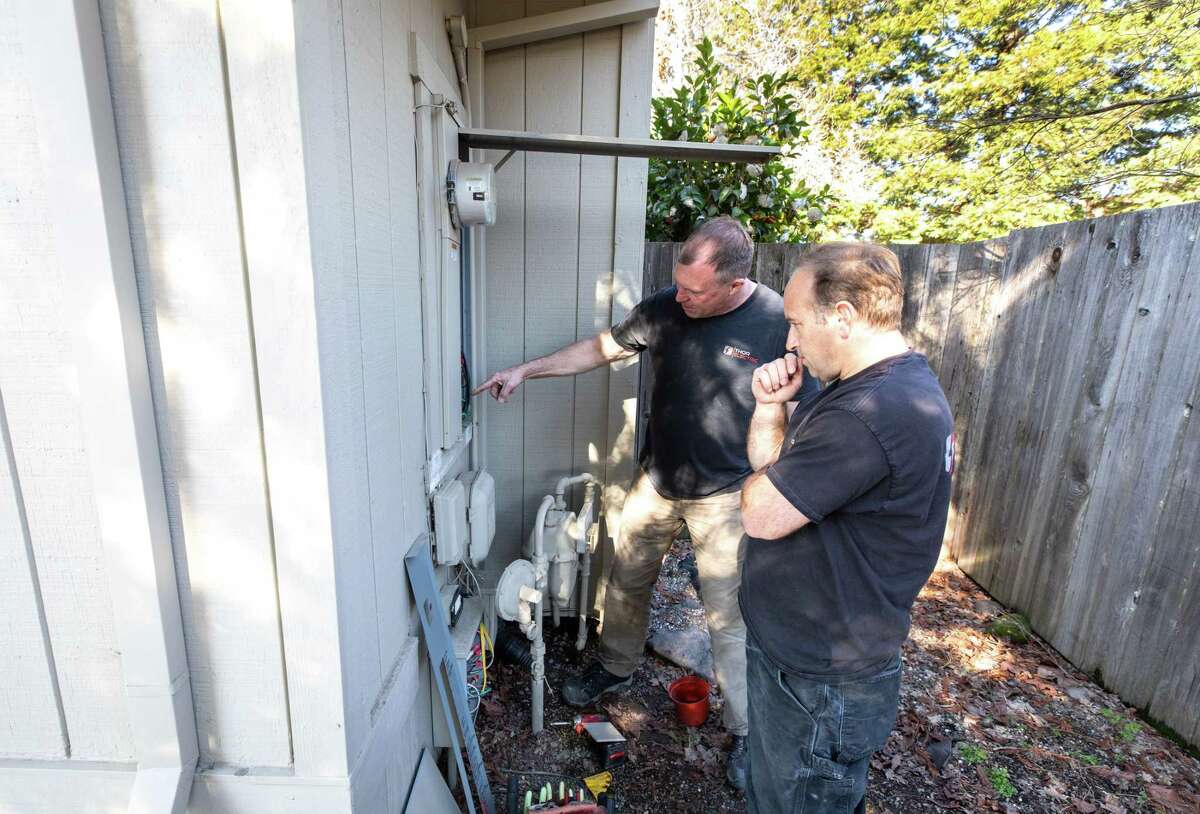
[
  {"xmin": 726, "ymin": 734, "xmax": 748, "ymax": 791},
  {"xmin": 561, "ymin": 661, "xmax": 632, "ymax": 707}
]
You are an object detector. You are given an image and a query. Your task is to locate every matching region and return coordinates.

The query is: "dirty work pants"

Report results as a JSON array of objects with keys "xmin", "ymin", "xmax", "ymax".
[
  {"xmin": 598, "ymin": 470, "xmax": 748, "ymax": 735},
  {"xmin": 746, "ymin": 631, "xmax": 902, "ymax": 814}
]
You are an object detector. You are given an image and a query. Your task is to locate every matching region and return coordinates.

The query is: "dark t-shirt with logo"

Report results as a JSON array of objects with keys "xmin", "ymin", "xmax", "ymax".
[
  {"xmin": 610, "ymin": 284, "xmax": 818, "ymax": 499},
  {"xmin": 739, "ymin": 351, "xmax": 954, "ymax": 679}
]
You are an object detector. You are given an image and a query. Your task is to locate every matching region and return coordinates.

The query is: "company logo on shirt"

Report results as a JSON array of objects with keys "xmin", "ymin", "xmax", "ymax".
[
  {"xmin": 945, "ymin": 433, "xmax": 956, "ymax": 474},
  {"xmin": 722, "ymin": 345, "xmax": 759, "ymax": 365}
]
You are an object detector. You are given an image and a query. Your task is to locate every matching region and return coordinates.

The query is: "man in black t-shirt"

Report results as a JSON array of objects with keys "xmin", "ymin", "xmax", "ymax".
[
  {"xmin": 739, "ymin": 243, "xmax": 953, "ymax": 814},
  {"xmin": 473, "ymin": 217, "xmax": 817, "ymax": 789}
]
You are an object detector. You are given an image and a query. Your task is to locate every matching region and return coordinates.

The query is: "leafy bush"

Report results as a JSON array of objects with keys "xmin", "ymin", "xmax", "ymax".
[{"xmin": 646, "ymin": 38, "xmax": 833, "ymax": 243}]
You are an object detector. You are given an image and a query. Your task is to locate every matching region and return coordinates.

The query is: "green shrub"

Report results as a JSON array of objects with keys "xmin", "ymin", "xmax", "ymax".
[{"xmin": 646, "ymin": 38, "xmax": 834, "ymax": 243}]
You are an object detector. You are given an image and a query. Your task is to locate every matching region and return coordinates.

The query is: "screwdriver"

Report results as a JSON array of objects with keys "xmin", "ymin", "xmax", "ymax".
[{"xmin": 549, "ymin": 713, "xmax": 606, "ymax": 734}]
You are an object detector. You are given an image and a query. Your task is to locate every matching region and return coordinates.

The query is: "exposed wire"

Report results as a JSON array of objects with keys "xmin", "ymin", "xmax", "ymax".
[
  {"xmin": 457, "ymin": 561, "xmax": 482, "ymax": 597},
  {"xmin": 479, "ymin": 625, "xmax": 488, "ymax": 692},
  {"xmin": 479, "ymin": 622, "xmax": 495, "ymax": 669},
  {"xmin": 466, "ymin": 680, "xmax": 480, "ymax": 716}
]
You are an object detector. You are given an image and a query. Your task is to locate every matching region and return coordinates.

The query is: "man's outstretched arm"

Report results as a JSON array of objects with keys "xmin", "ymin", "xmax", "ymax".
[{"xmin": 472, "ymin": 330, "xmax": 636, "ymax": 403}]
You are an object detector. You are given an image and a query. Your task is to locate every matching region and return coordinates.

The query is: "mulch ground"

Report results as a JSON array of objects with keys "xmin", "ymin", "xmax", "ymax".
[{"xmin": 472, "ymin": 539, "xmax": 1200, "ymax": 813}]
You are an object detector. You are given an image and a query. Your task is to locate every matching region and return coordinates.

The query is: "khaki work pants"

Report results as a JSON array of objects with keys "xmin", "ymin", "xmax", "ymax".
[{"xmin": 599, "ymin": 471, "xmax": 749, "ymax": 735}]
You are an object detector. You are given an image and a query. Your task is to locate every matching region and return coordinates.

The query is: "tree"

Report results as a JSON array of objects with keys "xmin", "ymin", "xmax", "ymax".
[
  {"xmin": 646, "ymin": 38, "xmax": 834, "ymax": 242},
  {"xmin": 677, "ymin": 0, "xmax": 1200, "ymax": 242}
]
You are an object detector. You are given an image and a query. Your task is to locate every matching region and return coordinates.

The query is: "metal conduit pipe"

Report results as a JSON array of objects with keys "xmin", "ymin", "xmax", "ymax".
[
  {"xmin": 530, "ymin": 494, "xmax": 555, "ymax": 733},
  {"xmin": 552, "ymin": 473, "xmax": 602, "ymax": 651},
  {"xmin": 576, "ymin": 541, "xmax": 593, "ymax": 651},
  {"xmin": 577, "ymin": 482, "xmax": 600, "ymax": 651},
  {"xmin": 554, "ymin": 472, "xmax": 601, "ymax": 507}
]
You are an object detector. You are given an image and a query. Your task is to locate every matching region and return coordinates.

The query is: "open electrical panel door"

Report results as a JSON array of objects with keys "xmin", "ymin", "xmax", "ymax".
[{"xmin": 412, "ymin": 34, "xmax": 470, "ymax": 488}]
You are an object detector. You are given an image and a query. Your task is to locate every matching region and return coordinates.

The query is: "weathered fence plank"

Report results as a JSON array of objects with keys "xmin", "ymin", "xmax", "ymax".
[
  {"xmin": 1105, "ymin": 205, "xmax": 1200, "ymax": 740},
  {"xmin": 1059, "ymin": 205, "xmax": 1200, "ymax": 691},
  {"xmin": 938, "ymin": 240, "xmax": 1007, "ymax": 561},
  {"xmin": 639, "ymin": 204, "xmax": 1200, "ymax": 746},
  {"xmin": 992, "ymin": 218, "xmax": 1093, "ymax": 613},
  {"xmin": 956, "ymin": 224, "xmax": 1065, "ymax": 589}
]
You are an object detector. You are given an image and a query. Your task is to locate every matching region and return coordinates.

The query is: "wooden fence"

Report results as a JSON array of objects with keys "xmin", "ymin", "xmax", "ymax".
[{"xmin": 641, "ymin": 201, "xmax": 1200, "ymax": 746}]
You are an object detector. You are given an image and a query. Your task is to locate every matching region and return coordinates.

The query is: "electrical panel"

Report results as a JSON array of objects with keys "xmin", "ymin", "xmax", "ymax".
[
  {"xmin": 432, "ymin": 478, "xmax": 468, "ymax": 565},
  {"xmin": 461, "ymin": 469, "xmax": 496, "ymax": 566}
]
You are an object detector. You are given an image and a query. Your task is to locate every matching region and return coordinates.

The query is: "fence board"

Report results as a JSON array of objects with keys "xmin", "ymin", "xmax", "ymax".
[
  {"xmin": 911, "ymin": 244, "xmax": 959, "ymax": 374},
  {"xmin": 957, "ymin": 225, "xmax": 1064, "ymax": 590},
  {"xmin": 992, "ymin": 220, "xmax": 1090, "ymax": 611},
  {"xmin": 1106, "ymin": 206, "xmax": 1200, "ymax": 729},
  {"xmin": 1003, "ymin": 217, "xmax": 1109, "ymax": 621},
  {"xmin": 938, "ymin": 240, "xmax": 1006, "ymax": 559},
  {"xmin": 897, "ymin": 244, "xmax": 931, "ymax": 345},
  {"xmin": 641, "ymin": 205, "xmax": 1200, "ymax": 746},
  {"xmin": 1061, "ymin": 206, "xmax": 1200, "ymax": 679}
]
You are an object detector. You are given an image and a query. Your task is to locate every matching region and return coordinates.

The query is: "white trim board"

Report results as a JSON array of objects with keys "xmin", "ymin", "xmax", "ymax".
[
  {"xmin": 0, "ymin": 760, "xmax": 136, "ymax": 814},
  {"xmin": 469, "ymin": 0, "xmax": 659, "ymax": 51},
  {"xmin": 0, "ymin": 760, "xmax": 355, "ymax": 814}
]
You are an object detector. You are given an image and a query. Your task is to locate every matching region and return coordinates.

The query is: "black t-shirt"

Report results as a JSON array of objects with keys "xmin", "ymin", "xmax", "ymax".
[
  {"xmin": 740, "ymin": 351, "xmax": 954, "ymax": 679},
  {"xmin": 610, "ymin": 284, "xmax": 818, "ymax": 499}
]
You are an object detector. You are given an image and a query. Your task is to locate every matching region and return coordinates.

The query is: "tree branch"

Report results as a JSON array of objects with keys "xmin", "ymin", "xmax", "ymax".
[{"xmin": 944, "ymin": 92, "xmax": 1200, "ymax": 130}]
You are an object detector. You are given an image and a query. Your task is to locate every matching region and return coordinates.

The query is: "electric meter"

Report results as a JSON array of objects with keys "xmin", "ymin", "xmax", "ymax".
[{"xmin": 447, "ymin": 160, "xmax": 496, "ymax": 227}]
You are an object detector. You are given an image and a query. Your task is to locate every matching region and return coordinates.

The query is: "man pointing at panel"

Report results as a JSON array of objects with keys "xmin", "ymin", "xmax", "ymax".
[{"xmin": 474, "ymin": 217, "xmax": 818, "ymax": 790}]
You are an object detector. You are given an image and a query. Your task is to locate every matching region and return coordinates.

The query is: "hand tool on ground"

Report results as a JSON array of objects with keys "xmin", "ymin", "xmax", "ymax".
[
  {"xmin": 582, "ymin": 771, "xmax": 611, "ymax": 798},
  {"xmin": 549, "ymin": 714, "xmax": 627, "ymax": 770},
  {"xmin": 549, "ymin": 713, "xmax": 605, "ymax": 734},
  {"xmin": 505, "ymin": 772, "xmax": 615, "ymax": 814},
  {"xmin": 579, "ymin": 720, "xmax": 627, "ymax": 770}
]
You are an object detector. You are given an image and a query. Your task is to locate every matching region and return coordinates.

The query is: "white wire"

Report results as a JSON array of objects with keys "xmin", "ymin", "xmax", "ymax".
[
  {"xmin": 457, "ymin": 561, "xmax": 482, "ymax": 596},
  {"xmin": 466, "ymin": 681, "xmax": 480, "ymax": 716}
]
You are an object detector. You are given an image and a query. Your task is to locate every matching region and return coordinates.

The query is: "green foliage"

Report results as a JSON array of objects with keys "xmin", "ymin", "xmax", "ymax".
[
  {"xmin": 986, "ymin": 612, "xmax": 1032, "ymax": 643},
  {"xmin": 690, "ymin": 0, "xmax": 1200, "ymax": 242},
  {"xmin": 1100, "ymin": 708, "xmax": 1143, "ymax": 742},
  {"xmin": 1071, "ymin": 751, "xmax": 1101, "ymax": 766},
  {"xmin": 1119, "ymin": 722, "xmax": 1141, "ymax": 742},
  {"xmin": 957, "ymin": 743, "xmax": 988, "ymax": 765},
  {"xmin": 988, "ymin": 766, "xmax": 1016, "ymax": 799},
  {"xmin": 646, "ymin": 38, "xmax": 834, "ymax": 242}
]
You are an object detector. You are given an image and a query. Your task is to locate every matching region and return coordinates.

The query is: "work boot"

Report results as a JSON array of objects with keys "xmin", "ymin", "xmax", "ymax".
[
  {"xmin": 561, "ymin": 661, "xmax": 632, "ymax": 707},
  {"xmin": 726, "ymin": 734, "xmax": 748, "ymax": 791}
]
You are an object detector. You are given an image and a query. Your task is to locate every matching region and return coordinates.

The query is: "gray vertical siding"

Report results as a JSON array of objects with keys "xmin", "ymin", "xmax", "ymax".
[{"xmin": 478, "ymin": 1, "xmax": 654, "ymax": 605}]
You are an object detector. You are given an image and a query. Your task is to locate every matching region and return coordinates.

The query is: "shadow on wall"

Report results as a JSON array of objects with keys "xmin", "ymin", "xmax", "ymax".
[
  {"xmin": 99, "ymin": 0, "xmax": 435, "ymax": 779},
  {"xmin": 941, "ymin": 205, "xmax": 1200, "ymax": 750},
  {"xmin": 98, "ymin": 0, "xmax": 296, "ymax": 769}
]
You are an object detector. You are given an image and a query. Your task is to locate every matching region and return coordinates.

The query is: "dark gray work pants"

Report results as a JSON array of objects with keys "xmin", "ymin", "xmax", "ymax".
[{"xmin": 746, "ymin": 632, "xmax": 902, "ymax": 814}]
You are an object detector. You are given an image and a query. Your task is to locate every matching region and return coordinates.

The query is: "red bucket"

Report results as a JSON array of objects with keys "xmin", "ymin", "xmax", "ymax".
[{"xmin": 667, "ymin": 675, "xmax": 710, "ymax": 727}]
